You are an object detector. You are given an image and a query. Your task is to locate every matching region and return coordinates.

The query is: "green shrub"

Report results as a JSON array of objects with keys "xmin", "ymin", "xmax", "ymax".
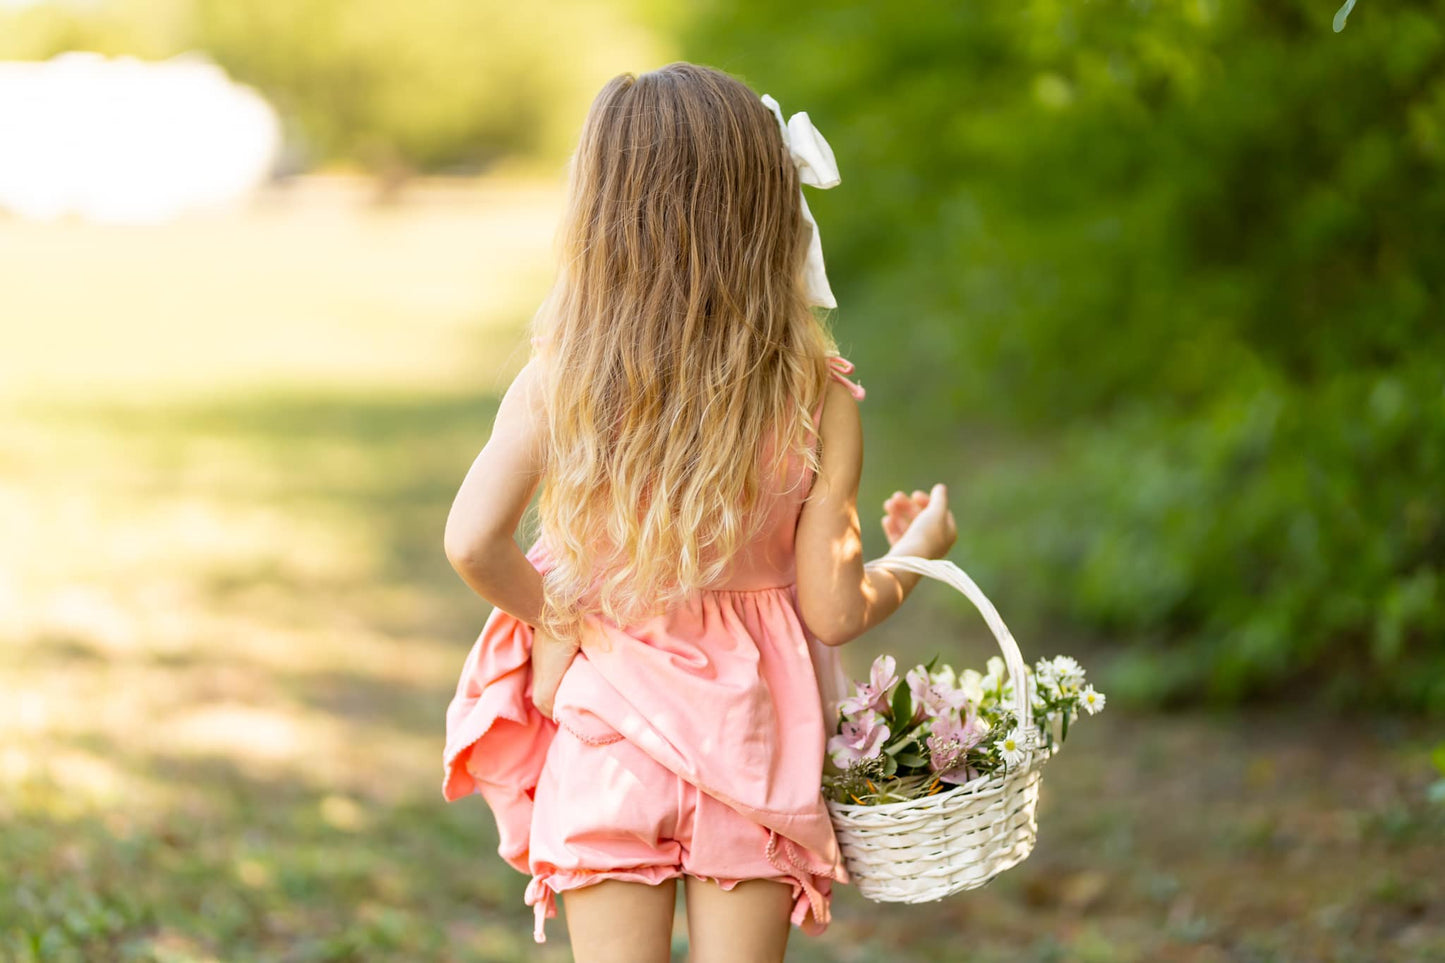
[{"xmin": 684, "ymin": 0, "xmax": 1445, "ymax": 711}]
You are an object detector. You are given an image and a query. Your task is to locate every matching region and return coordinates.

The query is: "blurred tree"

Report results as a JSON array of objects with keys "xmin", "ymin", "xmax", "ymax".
[
  {"xmin": 683, "ymin": 0, "xmax": 1445, "ymax": 712},
  {"xmin": 0, "ymin": 0, "xmax": 670, "ymax": 177},
  {"xmin": 0, "ymin": 0, "xmax": 193, "ymax": 60}
]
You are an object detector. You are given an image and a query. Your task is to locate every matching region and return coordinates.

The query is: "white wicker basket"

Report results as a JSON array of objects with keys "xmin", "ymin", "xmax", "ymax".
[{"xmin": 825, "ymin": 554, "xmax": 1058, "ymax": 903}]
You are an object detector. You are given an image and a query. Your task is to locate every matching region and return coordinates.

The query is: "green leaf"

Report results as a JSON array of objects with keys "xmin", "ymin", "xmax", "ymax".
[
  {"xmin": 924, "ymin": 653, "xmax": 940, "ymax": 674},
  {"xmin": 881, "ymin": 753, "xmax": 898, "ymax": 776},
  {"xmin": 891, "ymin": 678, "xmax": 913, "ymax": 727},
  {"xmin": 1430, "ymin": 742, "xmax": 1445, "ymax": 777},
  {"xmin": 883, "ymin": 719, "xmax": 926, "ymax": 754},
  {"xmin": 1060, "ymin": 711, "xmax": 1070, "ymax": 742},
  {"xmin": 895, "ymin": 751, "xmax": 928, "ymax": 768}
]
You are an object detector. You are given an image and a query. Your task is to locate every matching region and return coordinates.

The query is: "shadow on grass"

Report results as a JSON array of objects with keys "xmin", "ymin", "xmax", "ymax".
[
  {"xmin": 20, "ymin": 384, "xmax": 509, "ymax": 630},
  {"xmin": 5, "ymin": 385, "xmax": 1444, "ymax": 962},
  {"xmin": 3, "ymin": 749, "xmax": 551, "ymax": 963}
]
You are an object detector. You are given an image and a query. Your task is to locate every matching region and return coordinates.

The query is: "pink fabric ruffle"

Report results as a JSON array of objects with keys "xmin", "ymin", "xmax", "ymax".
[{"xmin": 442, "ymin": 542, "xmax": 851, "ymax": 944}]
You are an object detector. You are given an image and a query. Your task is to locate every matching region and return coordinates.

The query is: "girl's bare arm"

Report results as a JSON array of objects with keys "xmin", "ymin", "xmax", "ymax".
[
  {"xmin": 442, "ymin": 359, "xmax": 548, "ymax": 626},
  {"xmin": 794, "ymin": 378, "xmax": 956, "ymax": 646}
]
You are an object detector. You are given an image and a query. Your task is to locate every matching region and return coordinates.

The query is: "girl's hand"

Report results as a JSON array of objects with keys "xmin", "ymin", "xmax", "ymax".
[
  {"xmin": 882, "ymin": 483, "xmax": 957, "ymax": 559},
  {"xmin": 529, "ymin": 626, "xmax": 580, "ymax": 721},
  {"xmin": 882, "ymin": 488, "xmax": 930, "ymax": 546}
]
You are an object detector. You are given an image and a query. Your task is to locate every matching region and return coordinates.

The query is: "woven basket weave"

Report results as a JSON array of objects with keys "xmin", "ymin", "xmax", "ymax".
[{"xmin": 824, "ymin": 555, "xmax": 1058, "ymax": 904}]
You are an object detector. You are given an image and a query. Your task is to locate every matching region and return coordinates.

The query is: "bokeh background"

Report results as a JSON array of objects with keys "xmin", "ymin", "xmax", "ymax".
[{"xmin": 2, "ymin": 0, "xmax": 1441, "ymax": 960}]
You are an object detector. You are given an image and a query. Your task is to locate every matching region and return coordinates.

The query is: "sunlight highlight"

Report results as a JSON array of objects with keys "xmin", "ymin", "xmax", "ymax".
[{"xmin": 0, "ymin": 52, "xmax": 279, "ymax": 223}]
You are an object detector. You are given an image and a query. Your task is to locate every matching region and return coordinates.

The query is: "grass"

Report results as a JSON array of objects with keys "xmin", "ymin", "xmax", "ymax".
[{"xmin": 1, "ymin": 177, "xmax": 1441, "ymax": 961}]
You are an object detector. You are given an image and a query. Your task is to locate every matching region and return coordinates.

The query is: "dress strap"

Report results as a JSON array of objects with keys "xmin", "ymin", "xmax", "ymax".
[
  {"xmin": 825, "ymin": 354, "xmax": 865, "ymax": 402},
  {"xmin": 812, "ymin": 354, "xmax": 865, "ymax": 426}
]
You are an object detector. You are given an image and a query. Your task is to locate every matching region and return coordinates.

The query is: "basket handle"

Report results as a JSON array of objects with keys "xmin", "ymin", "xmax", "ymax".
[{"xmin": 865, "ymin": 555, "xmax": 1035, "ymax": 743}]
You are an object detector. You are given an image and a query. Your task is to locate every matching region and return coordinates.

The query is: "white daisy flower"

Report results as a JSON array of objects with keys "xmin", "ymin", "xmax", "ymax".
[
  {"xmin": 1081, "ymin": 685, "xmax": 1106, "ymax": 715},
  {"xmin": 1051, "ymin": 655, "xmax": 1086, "ymax": 687},
  {"xmin": 998, "ymin": 726, "xmax": 1029, "ymax": 767}
]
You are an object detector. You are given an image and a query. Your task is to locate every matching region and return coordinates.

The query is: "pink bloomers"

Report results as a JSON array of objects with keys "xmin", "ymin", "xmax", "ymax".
[{"xmin": 526, "ymin": 682, "xmax": 836, "ymax": 943}]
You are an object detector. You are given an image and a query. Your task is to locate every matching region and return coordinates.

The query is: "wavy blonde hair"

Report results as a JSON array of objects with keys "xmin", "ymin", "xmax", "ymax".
[{"xmin": 528, "ymin": 62, "xmax": 840, "ymax": 642}]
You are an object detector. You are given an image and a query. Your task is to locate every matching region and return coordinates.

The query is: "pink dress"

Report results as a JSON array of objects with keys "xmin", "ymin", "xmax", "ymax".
[{"xmin": 442, "ymin": 355, "xmax": 867, "ymax": 944}]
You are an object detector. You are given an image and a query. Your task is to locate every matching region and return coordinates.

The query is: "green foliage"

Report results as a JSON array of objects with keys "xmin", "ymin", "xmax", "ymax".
[
  {"xmin": 889, "ymin": 672, "xmax": 913, "ymax": 726},
  {"xmin": 0, "ymin": 0, "xmax": 193, "ymax": 61},
  {"xmin": 685, "ymin": 0, "xmax": 1445, "ymax": 712},
  {"xmin": 191, "ymin": 0, "xmax": 594, "ymax": 170},
  {"xmin": 0, "ymin": 0, "xmax": 666, "ymax": 172}
]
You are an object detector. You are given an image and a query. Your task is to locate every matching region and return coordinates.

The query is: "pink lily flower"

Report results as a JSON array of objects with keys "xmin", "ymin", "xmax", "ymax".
[
  {"xmin": 926, "ymin": 708, "xmax": 991, "ymax": 784},
  {"xmin": 839, "ymin": 654, "xmax": 898, "ymax": 717},
  {"xmin": 827, "ymin": 709, "xmax": 891, "ymax": 768},
  {"xmin": 906, "ymin": 665, "xmax": 972, "ymax": 718}
]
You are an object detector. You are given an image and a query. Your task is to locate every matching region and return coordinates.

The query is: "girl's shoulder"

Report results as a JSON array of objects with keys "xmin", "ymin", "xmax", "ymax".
[{"xmin": 804, "ymin": 355, "xmax": 866, "ymax": 463}]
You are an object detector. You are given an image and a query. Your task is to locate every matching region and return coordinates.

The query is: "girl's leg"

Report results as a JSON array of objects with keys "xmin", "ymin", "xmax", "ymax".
[
  {"xmin": 561, "ymin": 877, "xmax": 678, "ymax": 963},
  {"xmin": 682, "ymin": 876, "xmax": 793, "ymax": 963}
]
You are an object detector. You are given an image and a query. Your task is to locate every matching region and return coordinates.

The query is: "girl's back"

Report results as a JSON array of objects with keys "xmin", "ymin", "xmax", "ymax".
[
  {"xmin": 444, "ymin": 354, "xmax": 867, "ymax": 943},
  {"xmin": 440, "ymin": 61, "xmax": 956, "ymax": 961},
  {"xmin": 632, "ymin": 354, "xmax": 866, "ymax": 594}
]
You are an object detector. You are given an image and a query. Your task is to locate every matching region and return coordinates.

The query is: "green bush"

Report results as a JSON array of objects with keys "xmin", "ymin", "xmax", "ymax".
[{"xmin": 684, "ymin": 0, "xmax": 1445, "ymax": 711}]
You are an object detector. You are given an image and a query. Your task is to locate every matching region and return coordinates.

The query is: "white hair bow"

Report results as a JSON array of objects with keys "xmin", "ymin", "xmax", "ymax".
[{"xmin": 761, "ymin": 93, "xmax": 840, "ymax": 309}]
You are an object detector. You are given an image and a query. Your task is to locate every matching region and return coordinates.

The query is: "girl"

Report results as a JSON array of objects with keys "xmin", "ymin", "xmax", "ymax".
[{"xmin": 441, "ymin": 62, "xmax": 957, "ymax": 963}]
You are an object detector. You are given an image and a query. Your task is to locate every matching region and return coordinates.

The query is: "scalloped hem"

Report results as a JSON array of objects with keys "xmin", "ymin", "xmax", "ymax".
[{"xmin": 523, "ymin": 855, "xmax": 832, "ymax": 944}]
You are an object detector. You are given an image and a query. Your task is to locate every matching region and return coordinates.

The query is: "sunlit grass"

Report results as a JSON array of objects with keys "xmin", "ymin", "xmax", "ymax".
[
  {"xmin": 0, "ymin": 175, "xmax": 557, "ymax": 404},
  {"xmin": 0, "ymin": 177, "xmax": 570, "ymax": 960},
  {"xmin": 1, "ymin": 176, "xmax": 1441, "ymax": 961}
]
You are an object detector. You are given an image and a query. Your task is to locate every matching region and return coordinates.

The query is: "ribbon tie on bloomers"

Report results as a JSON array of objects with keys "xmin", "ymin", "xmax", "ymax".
[{"xmin": 761, "ymin": 93, "xmax": 841, "ymax": 309}]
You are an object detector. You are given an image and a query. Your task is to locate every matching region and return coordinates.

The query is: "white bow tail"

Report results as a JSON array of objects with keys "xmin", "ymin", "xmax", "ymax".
[{"xmin": 761, "ymin": 93, "xmax": 841, "ymax": 309}]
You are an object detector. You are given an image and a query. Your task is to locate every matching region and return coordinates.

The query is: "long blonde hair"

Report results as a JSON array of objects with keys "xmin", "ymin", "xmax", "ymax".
[{"xmin": 528, "ymin": 62, "xmax": 839, "ymax": 642}]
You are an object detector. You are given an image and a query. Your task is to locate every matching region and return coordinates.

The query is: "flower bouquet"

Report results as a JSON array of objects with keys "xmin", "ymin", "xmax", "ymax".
[
  {"xmin": 823, "ymin": 652, "xmax": 1104, "ymax": 807},
  {"xmin": 819, "ymin": 554, "xmax": 1103, "ymax": 903}
]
